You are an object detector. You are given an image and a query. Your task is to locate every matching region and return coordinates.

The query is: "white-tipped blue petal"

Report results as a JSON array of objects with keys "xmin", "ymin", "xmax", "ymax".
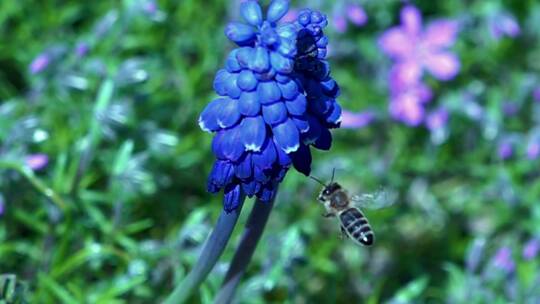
[
  {"xmin": 326, "ymin": 103, "xmax": 342, "ymax": 125},
  {"xmin": 252, "ymin": 139, "xmax": 276, "ymax": 169},
  {"xmin": 240, "ymin": 1, "xmax": 263, "ymax": 26},
  {"xmin": 234, "ymin": 153, "xmax": 253, "ymax": 179},
  {"xmin": 216, "ymin": 98, "xmax": 241, "ymax": 129},
  {"xmin": 270, "ymin": 51, "xmax": 293, "ymax": 74},
  {"xmin": 225, "ymin": 22, "xmax": 256, "ymax": 45},
  {"xmin": 285, "ymin": 93, "xmax": 306, "ymax": 115},
  {"xmin": 273, "ymin": 138, "xmax": 292, "ymax": 166},
  {"xmin": 314, "ymin": 127, "xmax": 332, "ymax": 150},
  {"xmin": 267, "ymin": 0, "xmax": 290, "ymax": 23},
  {"xmin": 236, "ymin": 47, "xmax": 254, "ymax": 68},
  {"xmin": 214, "ymin": 125, "xmax": 245, "ymax": 161},
  {"xmin": 237, "ymin": 69, "xmax": 258, "ymax": 91},
  {"xmin": 199, "ymin": 98, "xmax": 229, "ymax": 132},
  {"xmin": 225, "ymin": 50, "xmax": 242, "ymax": 72},
  {"xmin": 224, "ymin": 72, "xmax": 242, "ymax": 98},
  {"xmin": 213, "ymin": 69, "xmax": 229, "ymax": 96},
  {"xmin": 262, "ymin": 101, "xmax": 287, "ymax": 125},
  {"xmin": 273, "ymin": 118, "xmax": 300, "ymax": 153},
  {"xmin": 240, "ymin": 116, "xmax": 266, "ymax": 152},
  {"xmin": 292, "ymin": 116, "xmax": 310, "ymax": 133},
  {"xmin": 277, "ymin": 79, "xmax": 299, "ymax": 100},
  {"xmin": 207, "ymin": 160, "xmax": 235, "ymax": 192},
  {"xmin": 257, "ymin": 80, "xmax": 281, "ymax": 105},
  {"xmin": 303, "ymin": 115, "xmax": 322, "ymax": 145},
  {"xmin": 251, "ymin": 47, "xmax": 270, "ymax": 73},
  {"xmin": 238, "ymin": 91, "xmax": 260, "ymax": 116}
]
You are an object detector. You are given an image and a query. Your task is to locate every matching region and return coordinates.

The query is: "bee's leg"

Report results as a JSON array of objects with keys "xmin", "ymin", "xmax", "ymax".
[{"xmin": 321, "ymin": 212, "xmax": 335, "ymax": 218}]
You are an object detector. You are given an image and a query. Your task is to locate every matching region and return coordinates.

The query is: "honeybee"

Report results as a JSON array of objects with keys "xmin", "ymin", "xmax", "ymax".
[{"xmin": 311, "ymin": 170, "xmax": 391, "ymax": 247}]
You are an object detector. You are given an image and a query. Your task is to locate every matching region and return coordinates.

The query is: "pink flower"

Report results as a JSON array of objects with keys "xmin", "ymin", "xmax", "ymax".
[
  {"xmin": 340, "ymin": 110, "xmax": 375, "ymax": 128},
  {"xmin": 379, "ymin": 5, "xmax": 460, "ymax": 81},
  {"xmin": 25, "ymin": 154, "xmax": 49, "ymax": 171},
  {"xmin": 29, "ymin": 53, "xmax": 50, "ymax": 74}
]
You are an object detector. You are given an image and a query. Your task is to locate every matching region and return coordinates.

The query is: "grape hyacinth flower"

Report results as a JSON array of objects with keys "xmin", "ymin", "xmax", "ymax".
[
  {"xmin": 199, "ymin": 0, "xmax": 341, "ymax": 212},
  {"xmin": 379, "ymin": 5, "xmax": 459, "ymax": 125},
  {"xmin": 167, "ymin": 2, "xmax": 341, "ymax": 303}
]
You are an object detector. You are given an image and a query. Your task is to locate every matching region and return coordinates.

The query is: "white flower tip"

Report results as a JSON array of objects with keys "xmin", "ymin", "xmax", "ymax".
[
  {"xmin": 245, "ymin": 143, "xmax": 262, "ymax": 152},
  {"xmin": 198, "ymin": 119, "xmax": 212, "ymax": 133},
  {"xmin": 283, "ymin": 143, "xmax": 300, "ymax": 154}
]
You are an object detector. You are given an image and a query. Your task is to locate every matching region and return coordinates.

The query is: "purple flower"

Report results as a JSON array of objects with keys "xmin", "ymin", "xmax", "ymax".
[
  {"xmin": 75, "ymin": 42, "xmax": 90, "ymax": 57},
  {"xmin": 489, "ymin": 13, "xmax": 520, "ymax": 41},
  {"xmin": 29, "ymin": 53, "xmax": 50, "ymax": 74},
  {"xmin": 143, "ymin": 0, "xmax": 158, "ymax": 14},
  {"xmin": 340, "ymin": 110, "xmax": 374, "ymax": 128},
  {"xmin": 497, "ymin": 140, "xmax": 513, "ymax": 160},
  {"xmin": 502, "ymin": 101, "xmax": 519, "ymax": 116},
  {"xmin": 25, "ymin": 154, "xmax": 49, "ymax": 171},
  {"xmin": 493, "ymin": 247, "xmax": 515, "ymax": 273},
  {"xmin": 332, "ymin": 14, "xmax": 347, "ymax": 33},
  {"xmin": 533, "ymin": 87, "xmax": 540, "ymax": 103},
  {"xmin": 426, "ymin": 108, "xmax": 448, "ymax": 130},
  {"xmin": 346, "ymin": 4, "xmax": 368, "ymax": 27},
  {"xmin": 527, "ymin": 141, "xmax": 540, "ymax": 160},
  {"xmin": 0, "ymin": 194, "xmax": 4, "ymax": 216},
  {"xmin": 523, "ymin": 239, "xmax": 540, "ymax": 260},
  {"xmin": 332, "ymin": 3, "xmax": 367, "ymax": 33},
  {"xmin": 379, "ymin": 5, "xmax": 460, "ymax": 81},
  {"xmin": 389, "ymin": 79, "xmax": 432, "ymax": 126}
]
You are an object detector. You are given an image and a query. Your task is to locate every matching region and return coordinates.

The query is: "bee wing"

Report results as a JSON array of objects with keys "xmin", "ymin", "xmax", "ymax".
[{"xmin": 350, "ymin": 188, "xmax": 397, "ymax": 210}]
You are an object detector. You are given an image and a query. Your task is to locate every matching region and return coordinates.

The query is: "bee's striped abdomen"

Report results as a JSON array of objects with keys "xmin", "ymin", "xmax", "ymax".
[{"xmin": 339, "ymin": 208, "xmax": 374, "ymax": 246}]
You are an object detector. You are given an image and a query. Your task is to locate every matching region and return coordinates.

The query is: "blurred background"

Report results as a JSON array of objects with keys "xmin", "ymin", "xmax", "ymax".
[{"xmin": 1, "ymin": 0, "xmax": 540, "ymax": 303}]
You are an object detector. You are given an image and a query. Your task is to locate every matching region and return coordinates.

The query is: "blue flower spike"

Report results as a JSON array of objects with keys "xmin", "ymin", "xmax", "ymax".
[{"xmin": 199, "ymin": 0, "xmax": 342, "ymax": 213}]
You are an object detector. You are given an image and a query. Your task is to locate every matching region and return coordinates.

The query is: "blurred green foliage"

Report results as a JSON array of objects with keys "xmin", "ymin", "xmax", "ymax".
[{"xmin": 1, "ymin": 0, "xmax": 540, "ymax": 303}]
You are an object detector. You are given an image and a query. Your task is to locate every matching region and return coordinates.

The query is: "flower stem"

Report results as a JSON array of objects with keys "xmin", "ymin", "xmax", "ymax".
[
  {"xmin": 163, "ymin": 197, "xmax": 245, "ymax": 304},
  {"xmin": 0, "ymin": 160, "xmax": 67, "ymax": 211},
  {"xmin": 214, "ymin": 193, "xmax": 276, "ymax": 304}
]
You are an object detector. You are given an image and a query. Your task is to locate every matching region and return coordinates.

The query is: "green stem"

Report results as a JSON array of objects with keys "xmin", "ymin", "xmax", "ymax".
[
  {"xmin": 214, "ymin": 193, "xmax": 277, "ymax": 304},
  {"xmin": 0, "ymin": 160, "xmax": 67, "ymax": 211},
  {"xmin": 163, "ymin": 197, "xmax": 245, "ymax": 304}
]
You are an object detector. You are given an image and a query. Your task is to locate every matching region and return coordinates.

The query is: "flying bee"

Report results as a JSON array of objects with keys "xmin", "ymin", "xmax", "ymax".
[{"xmin": 311, "ymin": 170, "xmax": 392, "ymax": 247}]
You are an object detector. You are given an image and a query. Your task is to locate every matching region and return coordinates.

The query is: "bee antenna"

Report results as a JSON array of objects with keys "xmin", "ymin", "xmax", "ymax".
[
  {"xmin": 309, "ymin": 175, "xmax": 326, "ymax": 187},
  {"xmin": 330, "ymin": 168, "xmax": 336, "ymax": 184}
]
